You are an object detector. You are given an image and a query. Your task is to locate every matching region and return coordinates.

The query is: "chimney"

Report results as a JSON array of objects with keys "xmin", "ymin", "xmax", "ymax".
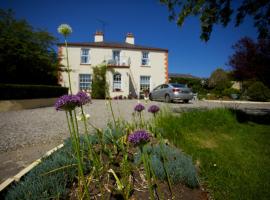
[
  {"xmin": 125, "ymin": 32, "xmax": 134, "ymax": 44},
  {"xmin": 94, "ymin": 31, "xmax": 104, "ymax": 42}
]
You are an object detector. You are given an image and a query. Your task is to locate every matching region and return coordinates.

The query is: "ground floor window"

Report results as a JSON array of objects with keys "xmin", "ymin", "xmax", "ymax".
[
  {"xmin": 140, "ymin": 76, "xmax": 150, "ymax": 92},
  {"xmin": 79, "ymin": 74, "xmax": 91, "ymax": 91},
  {"xmin": 113, "ymin": 73, "xmax": 121, "ymax": 91}
]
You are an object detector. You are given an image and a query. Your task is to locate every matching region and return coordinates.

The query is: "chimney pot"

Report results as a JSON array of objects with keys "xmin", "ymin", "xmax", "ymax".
[
  {"xmin": 125, "ymin": 32, "xmax": 134, "ymax": 44},
  {"xmin": 94, "ymin": 31, "xmax": 104, "ymax": 42}
]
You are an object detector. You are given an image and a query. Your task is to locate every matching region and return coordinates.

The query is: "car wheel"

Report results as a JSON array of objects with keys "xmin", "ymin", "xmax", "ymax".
[
  {"xmin": 165, "ymin": 94, "xmax": 171, "ymax": 103},
  {"xmin": 183, "ymin": 99, "xmax": 189, "ymax": 103},
  {"xmin": 149, "ymin": 94, "xmax": 153, "ymax": 101}
]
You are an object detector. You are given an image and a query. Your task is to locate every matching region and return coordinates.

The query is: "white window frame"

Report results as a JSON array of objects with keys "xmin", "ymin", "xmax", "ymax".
[
  {"xmin": 80, "ymin": 48, "xmax": 90, "ymax": 64},
  {"xmin": 79, "ymin": 74, "xmax": 91, "ymax": 91},
  {"xmin": 112, "ymin": 50, "xmax": 120, "ymax": 65},
  {"xmin": 140, "ymin": 76, "xmax": 150, "ymax": 92},
  {"xmin": 113, "ymin": 73, "xmax": 121, "ymax": 91},
  {"xmin": 141, "ymin": 52, "xmax": 149, "ymax": 66}
]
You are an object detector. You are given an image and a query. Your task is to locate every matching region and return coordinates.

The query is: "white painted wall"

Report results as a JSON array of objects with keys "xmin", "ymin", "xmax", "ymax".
[{"xmin": 59, "ymin": 46, "xmax": 167, "ymax": 97}]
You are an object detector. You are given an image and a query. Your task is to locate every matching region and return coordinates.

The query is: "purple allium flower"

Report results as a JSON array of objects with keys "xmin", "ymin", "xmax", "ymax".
[
  {"xmin": 148, "ymin": 105, "xmax": 160, "ymax": 114},
  {"xmin": 128, "ymin": 130, "xmax": 150, "ymax": 146},
  {"xmin": 134, "ymin": 103, "xmax": 145, "ymax": 112},
  {"xmin": 76, "ymin": 91, "xmax": 91, "ymax": 106},
  {"xmin": 55, "ymin": 94, "xmax": 80, "ymax": 111}
]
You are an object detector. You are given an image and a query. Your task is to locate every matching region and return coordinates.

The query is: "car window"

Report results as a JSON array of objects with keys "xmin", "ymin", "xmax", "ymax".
[
  {"xmin": 153, "ymin": 85, "xmax": 162, "ymax": 91},
  {"xmin": 170, "ymin": 83, "xmax": 187, "ymax": 88}
]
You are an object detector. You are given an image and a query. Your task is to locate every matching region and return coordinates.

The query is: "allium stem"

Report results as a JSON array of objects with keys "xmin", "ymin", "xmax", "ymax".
[
  {"xmin": 64, "ymin": 38, "xmax": 73, "ymax": 94},
  {"xmin": 68, "ymin": 110, "xmax": 90, "ymax": 199}
]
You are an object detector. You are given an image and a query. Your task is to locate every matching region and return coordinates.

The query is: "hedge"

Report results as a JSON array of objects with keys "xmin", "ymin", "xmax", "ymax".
[{"xmin": 0, "ymin": 84, "xmax": 68, "ymax": 100}]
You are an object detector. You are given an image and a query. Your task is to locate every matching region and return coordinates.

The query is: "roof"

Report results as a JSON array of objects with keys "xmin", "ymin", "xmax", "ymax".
[
  {"xmin": 57, "ymin": 42, "xmax": 168, "ymax": 52},
  {"xmin": 169, "ymin": 73, "xmax": 200, "ymax": 79}
]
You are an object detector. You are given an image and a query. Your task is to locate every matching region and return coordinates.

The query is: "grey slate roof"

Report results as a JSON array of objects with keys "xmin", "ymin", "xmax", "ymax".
[{"xmin": 57, "ymin": 41, "xmax": 168, "ymax": 52}]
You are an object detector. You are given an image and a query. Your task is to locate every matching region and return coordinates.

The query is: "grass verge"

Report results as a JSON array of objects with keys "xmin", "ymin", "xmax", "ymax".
[{"xmin": 153, "ymin": 108, "xmax": 270, "ymax": 200}]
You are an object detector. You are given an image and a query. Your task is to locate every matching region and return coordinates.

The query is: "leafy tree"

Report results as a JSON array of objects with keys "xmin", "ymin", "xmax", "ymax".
[
  {"xmin": 246, "ymin": 81, "xmax": 270, "ymax": 101},
  {"xmin": 229, "ymin": 37, "xmax": 270, "ymax": 88},
  {"xmin": 0, "ymin": 9, "xmax": 59, "ymax": 85},
  {"xmin": 208, "ymin": 68, "xmax": 231, "ymax": 95},
  {"xmin": 160, "ymin": 0, "xmax": 270, "ymax": 41}
]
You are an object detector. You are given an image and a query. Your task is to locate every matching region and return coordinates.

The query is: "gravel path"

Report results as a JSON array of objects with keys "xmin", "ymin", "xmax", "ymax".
[{"xmin": 1, "ymin": 99, "xmax": 270, "ymax": 183}]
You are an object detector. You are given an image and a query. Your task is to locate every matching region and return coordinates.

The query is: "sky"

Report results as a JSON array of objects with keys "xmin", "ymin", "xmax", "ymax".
[{"xmin": 0, "ymin": 0, "xmax": 258, "ymax": 78}]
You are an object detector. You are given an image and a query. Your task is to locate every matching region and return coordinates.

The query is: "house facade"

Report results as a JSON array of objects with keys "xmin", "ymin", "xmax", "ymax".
[{"xmin": 58, "ymin": 32, "xmax": 168, "ymax": 98}]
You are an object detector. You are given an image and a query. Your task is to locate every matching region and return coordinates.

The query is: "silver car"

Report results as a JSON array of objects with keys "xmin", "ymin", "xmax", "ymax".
[{"xmin": 149, "ymin": 83, "xmax": 193, "ymax": 103}]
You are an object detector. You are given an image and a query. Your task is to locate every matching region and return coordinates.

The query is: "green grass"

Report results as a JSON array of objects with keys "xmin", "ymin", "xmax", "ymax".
[{"xmin": 153, "ymin": 108, "xmax": 270, "ymax": 200}]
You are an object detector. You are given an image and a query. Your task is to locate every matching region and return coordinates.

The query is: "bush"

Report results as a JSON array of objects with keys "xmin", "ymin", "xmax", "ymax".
[
  {"xmin": 0, "ymin": 84, "xmax": 68, "ymax": 100},
  {"xmin": 91, "ymin": 64, "xmax": 107, "ymax": 99},
  {"xmin": 134, "ymin": 144, "xmax": 199, "ymax": 188},
  {"xmin": 247, "ymin": 81, "xmax": 270, "ymax": 101}
]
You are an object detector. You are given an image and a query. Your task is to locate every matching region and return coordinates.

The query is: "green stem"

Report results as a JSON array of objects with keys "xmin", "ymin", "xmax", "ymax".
[
  {"xmin": 64, "ymin": 38, "xmax": 72, "ymax": 94},
  {"xmin": 108, "ymin": 99, "xmax": 117, "ymax": 127},
  {"xmin": 69, "ymin": 111, "xmax": 90, "ymax": 199}
]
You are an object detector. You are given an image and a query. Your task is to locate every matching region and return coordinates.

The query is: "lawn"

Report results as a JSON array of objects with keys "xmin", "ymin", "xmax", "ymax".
[{"xmin": 153, "ymin": 108, "xmax": 270, "ymax": 200}]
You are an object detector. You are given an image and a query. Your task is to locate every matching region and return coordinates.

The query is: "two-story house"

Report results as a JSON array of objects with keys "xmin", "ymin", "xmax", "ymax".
[{"xmin": 58, "ymin": 32, "xmax": 168, "ymax": 98}]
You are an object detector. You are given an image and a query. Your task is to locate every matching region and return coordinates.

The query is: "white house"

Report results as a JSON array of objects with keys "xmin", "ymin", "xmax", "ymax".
[{"xmin": 58, "ymin": 32, "xmax": 168, "ymax": 98}]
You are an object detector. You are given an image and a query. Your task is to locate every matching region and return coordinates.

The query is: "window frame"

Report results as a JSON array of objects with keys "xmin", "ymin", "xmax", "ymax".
[
  {"xmin": 79, "ymin": 74, "xmax": 92, "ymax": 91},
  {"xmin": 113, "ymin": 73, "xmax": 122, "ymax": 92},
  {"xmin": 80, "ymin": 48, "xmax": 90, "ymax": 64},
  {"xmin": 140, "ymin": 76, "xmax": 151, "ymax": 92},
  {"xmin": 141, "ymin": 51, "xmax": 149, "ymax": 66}
]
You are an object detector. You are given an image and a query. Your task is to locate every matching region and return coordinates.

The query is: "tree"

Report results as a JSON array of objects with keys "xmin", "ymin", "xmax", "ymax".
[
  {"xmin": 91, "ymin": 64, "xmax": 108, "ymax": 99},
  {"xmin": 229, "ymin": 37, "xmax": 270, "ymax": 88},
  {"xmin": 208, "ymin": 68, "xmax": 231, "ymax": 95},
  {"xmin": 160, "ymin": 0, "xmax": 270, "ymax": 41},
  {"xmin": 0, "ymin": 9, "xmax": 59, "ymax": 85}
]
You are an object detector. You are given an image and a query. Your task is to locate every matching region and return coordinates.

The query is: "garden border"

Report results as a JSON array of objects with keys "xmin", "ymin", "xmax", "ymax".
[{"xmin": 0, "ymin": 143, "xmax": 64, "ymax": 192}]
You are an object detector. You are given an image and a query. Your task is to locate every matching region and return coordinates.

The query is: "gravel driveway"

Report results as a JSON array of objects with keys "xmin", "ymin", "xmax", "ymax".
[{"xmin": 1, "ymin": 99, "xmax": 269, "ymax": 183}]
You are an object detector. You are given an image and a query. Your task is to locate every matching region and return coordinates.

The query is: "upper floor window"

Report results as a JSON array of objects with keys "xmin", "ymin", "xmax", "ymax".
[
  {"xmin": 113, "ymin": 50, "xmax": 120, "ymax": 64},
  {"xmin": 81, "ymin": 48, "xmax": 90, "ymax": 64},
  {"xmin": 79, "ymin": 74, "xmax": 91, "ymax": 91},
  {"xmin": 141, "ymin": 52, "xmax": 149, "ymax": 66},
  {"xmin": 113, "ymin": 73, "xmax": 121, "ymax": 91}
]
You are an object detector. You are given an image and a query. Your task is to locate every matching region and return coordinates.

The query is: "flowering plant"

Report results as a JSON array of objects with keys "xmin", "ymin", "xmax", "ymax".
[
  {"xmin": 57, "ymin": 24, "xmax": 72, "ymax": 37},
  {"xmin": 128, "ymin": 130, "xmax": 150, "ymax": 146},
  {"xmin": 134, "ymin": 103, "xmax": 145, "ymax": 112},
  {"xmin": 148, "ymin": 105, "xmax": 160, "ymax": 114}
]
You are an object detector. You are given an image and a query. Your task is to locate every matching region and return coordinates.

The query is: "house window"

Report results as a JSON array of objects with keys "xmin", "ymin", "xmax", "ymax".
[
  {"xmin": 140, "ymin": 76, "xmax": 150, "ymax": 92},
  {"xmin": 113, "ymin": 73, "xmax": 121, "ymax": 91},
  {"xmin": 79, "ymin": 74, "xmax": 91, "ymax": 91},
  {"xmin": 141, "ymin": 52, "xmax": 149, "ymax": 66},
  {"xmin": 81, "ymin": 49, "xmax": 90, "ymax": 64},
  {"xmin": 113, "ymin": 50, "xmax": 120, "ymax": 65}
]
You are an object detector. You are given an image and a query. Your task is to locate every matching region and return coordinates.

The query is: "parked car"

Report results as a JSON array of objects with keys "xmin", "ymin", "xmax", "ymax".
[{"xmin": 149, "ymin": 83, "xmax": 193, "ymax": 103}]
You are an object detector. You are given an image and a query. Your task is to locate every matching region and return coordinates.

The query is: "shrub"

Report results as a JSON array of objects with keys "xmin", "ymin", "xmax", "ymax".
[
  {"xmin": 91, "ymin": 64, "xmax": 108, "ymax": 99},
  {"xmin": 3, "ymin": 136, "xmax": 95, "ymax": 200},
  {"xmin": 247, "ymin": 81, "xmax": 270, "ymax": 101},
  {"xmin": 0, "ymin": 84, "xmax": 68, "ymax": 100},
  {"xmin": 134, "ymin": 144, "xmax": 199, "ymax": 188}
]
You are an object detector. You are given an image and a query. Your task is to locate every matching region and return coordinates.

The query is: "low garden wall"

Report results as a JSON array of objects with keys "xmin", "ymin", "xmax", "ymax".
[{"xmin": 0, "ymin": 98, "xmax": 57, "ymax": 112}]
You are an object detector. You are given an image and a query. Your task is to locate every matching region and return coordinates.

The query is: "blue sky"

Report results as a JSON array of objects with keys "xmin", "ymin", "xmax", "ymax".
[{"xmin": 1, "ymin": 0, "xmax": 257, "ymax": 77}]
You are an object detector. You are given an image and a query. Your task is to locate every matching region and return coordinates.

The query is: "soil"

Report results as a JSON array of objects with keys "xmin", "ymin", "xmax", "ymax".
[{"xmin": 68, "ymin": 143, "xmax": 209, "ymax": 200}]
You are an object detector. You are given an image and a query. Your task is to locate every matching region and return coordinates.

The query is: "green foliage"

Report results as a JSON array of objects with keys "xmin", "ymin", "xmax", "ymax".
[
  {"xmin": 170, "ymin": 77, "xmax": 208, "ymax": 95},
  {"xmin": 134, "ymin": 144, "xmax": 199, "ymax": 188},
  {"xmin": 0, "ymin": 9, "xmax": 59, "ymax": 85},
  {"xmin": 91, "ymin": 64, "xmax": 108, "ymax": 99},
  {"xmin": 247, "ymin": 81, "xmax": 270, "ymax": 101},
  {"xmin": 0, "ymin": 84, "xmax": 68, "ymax": 100},
  {"xmin": 160, "ymin": 0, "xmax": 270, "ymax": 41},
  {"xmin": 222, "ymin": 88, "xmax": 240, "ymax": 97},
  {"xmin": 153, "ymin": 108, "xmax": 270, "ymax": 200},
  {"xmin": 3, "ymin": 137, "xmax": 96, "ymax": 200}
]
